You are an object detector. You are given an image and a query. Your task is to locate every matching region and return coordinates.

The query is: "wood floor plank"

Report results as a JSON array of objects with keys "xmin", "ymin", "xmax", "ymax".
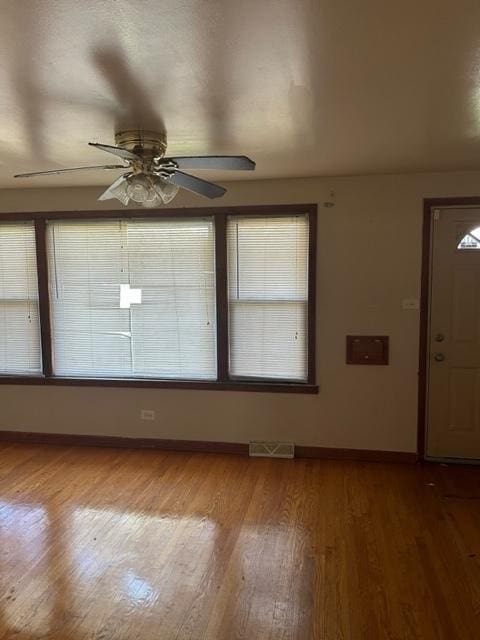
[{"xmin": 0, "ymin": 444, "xmax": 479, "ymax": 639}]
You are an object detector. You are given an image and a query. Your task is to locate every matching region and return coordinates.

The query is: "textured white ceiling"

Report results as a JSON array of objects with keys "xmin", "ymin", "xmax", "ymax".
[{"xmin": 1, "ymin": 0, "xmax": 480, "ymax": 189}]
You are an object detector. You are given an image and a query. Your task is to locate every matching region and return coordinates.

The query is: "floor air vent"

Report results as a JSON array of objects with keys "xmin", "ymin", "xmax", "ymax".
[{"xmin": 249, "ymin": 441, "xmax": 295, "ymax": 459}]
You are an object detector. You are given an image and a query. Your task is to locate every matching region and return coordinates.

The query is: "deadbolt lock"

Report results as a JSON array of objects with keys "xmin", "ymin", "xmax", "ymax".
[{"xmin": 434, "ymin": 333, "xmax": 445, "ymax": 342}]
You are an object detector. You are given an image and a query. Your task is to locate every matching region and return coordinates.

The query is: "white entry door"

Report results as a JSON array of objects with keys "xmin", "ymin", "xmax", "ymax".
[{"xmin": 427, "ymin": 208, "xmax": 480, "ymax": 460}]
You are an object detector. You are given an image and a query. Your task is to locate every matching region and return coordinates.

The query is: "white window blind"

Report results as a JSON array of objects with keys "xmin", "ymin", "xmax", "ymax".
[
  {"xmin": 227, "ymin": 214, "xmax": 309, "ymax": 381},
  {"xmin": 0, "ymin": 222, "xmax": 41, "ymax": 375},
  {"xmin": 47, "ymin": 218, "xmax": 216, "ymax": 379}
]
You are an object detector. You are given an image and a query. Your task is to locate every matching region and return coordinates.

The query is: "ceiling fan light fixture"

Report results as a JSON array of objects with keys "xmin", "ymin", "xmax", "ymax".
[
  {"xmin": 153, "ymin": 176, "xmax": 179, "ymax": 204},
  {"xmin": 107, "ymin": 176, "xmax": 130, "ymax": 206},
  {"xmin": 126, "ymin": 174, "xmax": 151, "ymax": 204},
  {"xmin": 142, "ymin": 193, "xmax": 163, "ymax": 208},
  {"xmin": 122, "ymin": 174, "xmax": 180, "ymax": 208}
]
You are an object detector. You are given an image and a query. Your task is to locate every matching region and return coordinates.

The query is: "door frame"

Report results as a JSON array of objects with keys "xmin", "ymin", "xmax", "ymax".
[{"xmin": 418, "ymin": 197, "xmax": 480, "ymax": 460}]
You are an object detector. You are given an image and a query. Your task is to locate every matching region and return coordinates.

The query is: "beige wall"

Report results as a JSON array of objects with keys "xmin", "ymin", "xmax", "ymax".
[{"xmin": 2, "ymin": 170, "xmax": 480, "ymax": 452}]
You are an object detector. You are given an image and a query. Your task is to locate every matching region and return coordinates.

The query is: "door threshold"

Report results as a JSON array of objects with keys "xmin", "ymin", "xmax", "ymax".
[{"xmin": 425, "ymin": 455, "xmax": 480, "ymax": 466}]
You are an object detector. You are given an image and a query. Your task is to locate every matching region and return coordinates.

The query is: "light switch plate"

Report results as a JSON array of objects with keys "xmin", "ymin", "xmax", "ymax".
[{"xmin": 402, "ymin": 298, "xmax": 420, "ymax": 310}]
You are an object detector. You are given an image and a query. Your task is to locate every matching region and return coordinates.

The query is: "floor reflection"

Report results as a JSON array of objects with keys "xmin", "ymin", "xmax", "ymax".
[
  {"xmin": 0, "ymin": 447, "xmax": 313, "ymax": 640},
  {"xmin": 69, "ymin": 507, "xmax": 217, "ymax": 611},
  {"xmin": 122, "ymin": 570, "xmax": 155, "ymax": 607},
  {"xmin": 0, "ymin": 498, "xmax": 219, "ymax": 639},
  {"xmin": 0, "ymin": 500, "xmax": 51, "ymax": 638}
]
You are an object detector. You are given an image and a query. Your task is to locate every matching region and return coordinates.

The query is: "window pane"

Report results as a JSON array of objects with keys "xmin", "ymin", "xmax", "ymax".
[
  {"xmin": 0, "ymin": 222, "xmax": 41, "ymax": 375},
  {"xmin": 227, "ymin": 215, "xmax": 309, "ymax": 381},
  {"xmin": 48, "ymin": 218, "xmax": 216, "ymax": 380},
  {"xmin": 458, "ymin": 226, "xmax": 480, "ymax": 249}
]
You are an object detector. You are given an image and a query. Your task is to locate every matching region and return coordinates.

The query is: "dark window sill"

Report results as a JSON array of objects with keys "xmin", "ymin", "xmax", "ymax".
[{"xmin": 0, "ymin": 375, "xmax": 318, "ymax": 394}]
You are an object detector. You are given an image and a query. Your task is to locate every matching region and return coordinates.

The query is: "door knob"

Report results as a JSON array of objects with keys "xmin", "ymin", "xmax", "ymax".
[{"xmin": 434, "ymin": 353, "xmax": 445, "ymax": 362}]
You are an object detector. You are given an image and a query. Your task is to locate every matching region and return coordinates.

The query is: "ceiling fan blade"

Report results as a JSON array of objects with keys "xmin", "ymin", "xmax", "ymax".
[
  {"xmin": 88, "ymin": 142, "xmax": 140, "ymax": 161},
  {"xmin": 14, "ymin": 164, "xmax": 126, "ymax": 178},
  {"xmin": 168, "ymin": 171, "xmax": 226, "ymax": 199},
  {"xmin": 98, "ymin": 174, "xmax": 128, "ymax": 201},
  {"xmin": 167, "ymin": 155, "xmax": 255, "ymax": 171}
]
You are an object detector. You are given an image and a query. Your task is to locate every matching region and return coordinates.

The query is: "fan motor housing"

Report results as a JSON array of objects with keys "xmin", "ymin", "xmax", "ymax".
[{"xmin": 115, "ymin": 130, "xmax": 167, "ymax": 158}]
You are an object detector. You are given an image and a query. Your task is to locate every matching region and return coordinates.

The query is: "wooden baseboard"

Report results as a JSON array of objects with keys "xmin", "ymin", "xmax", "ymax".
[
  {"xmin": 0, "ymin": 431, "xmax": 417, "ymax": 463},
  {"xmin": 295, "ymin": 445, "xmax": 418, "ymax": 464},
  {"xmin": 0, "ymin": 430, "xmax": 248, "ymax": 456}
]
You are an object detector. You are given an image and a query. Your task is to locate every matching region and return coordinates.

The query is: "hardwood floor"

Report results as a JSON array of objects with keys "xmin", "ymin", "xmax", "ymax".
[{"xmin": 0, "ymin": 443, "xmax": 479, "ymax": 639}]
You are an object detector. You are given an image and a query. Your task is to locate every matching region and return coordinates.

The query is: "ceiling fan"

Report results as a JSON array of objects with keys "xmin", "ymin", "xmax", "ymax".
[{"xmin": 14, "ymin": 130, "xmax": 256, "ymax": 207}]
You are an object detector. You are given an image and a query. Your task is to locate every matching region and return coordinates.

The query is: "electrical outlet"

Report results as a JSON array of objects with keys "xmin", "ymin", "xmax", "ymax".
[{"xmin": 140, "ymin": 409, "xmax": 155, "ymax": 421}]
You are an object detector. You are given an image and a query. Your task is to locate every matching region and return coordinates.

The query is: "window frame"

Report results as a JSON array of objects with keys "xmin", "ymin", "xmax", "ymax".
[{"xmin": 0, "ymin": 204, "xmax": 317, "ymax": 394}]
